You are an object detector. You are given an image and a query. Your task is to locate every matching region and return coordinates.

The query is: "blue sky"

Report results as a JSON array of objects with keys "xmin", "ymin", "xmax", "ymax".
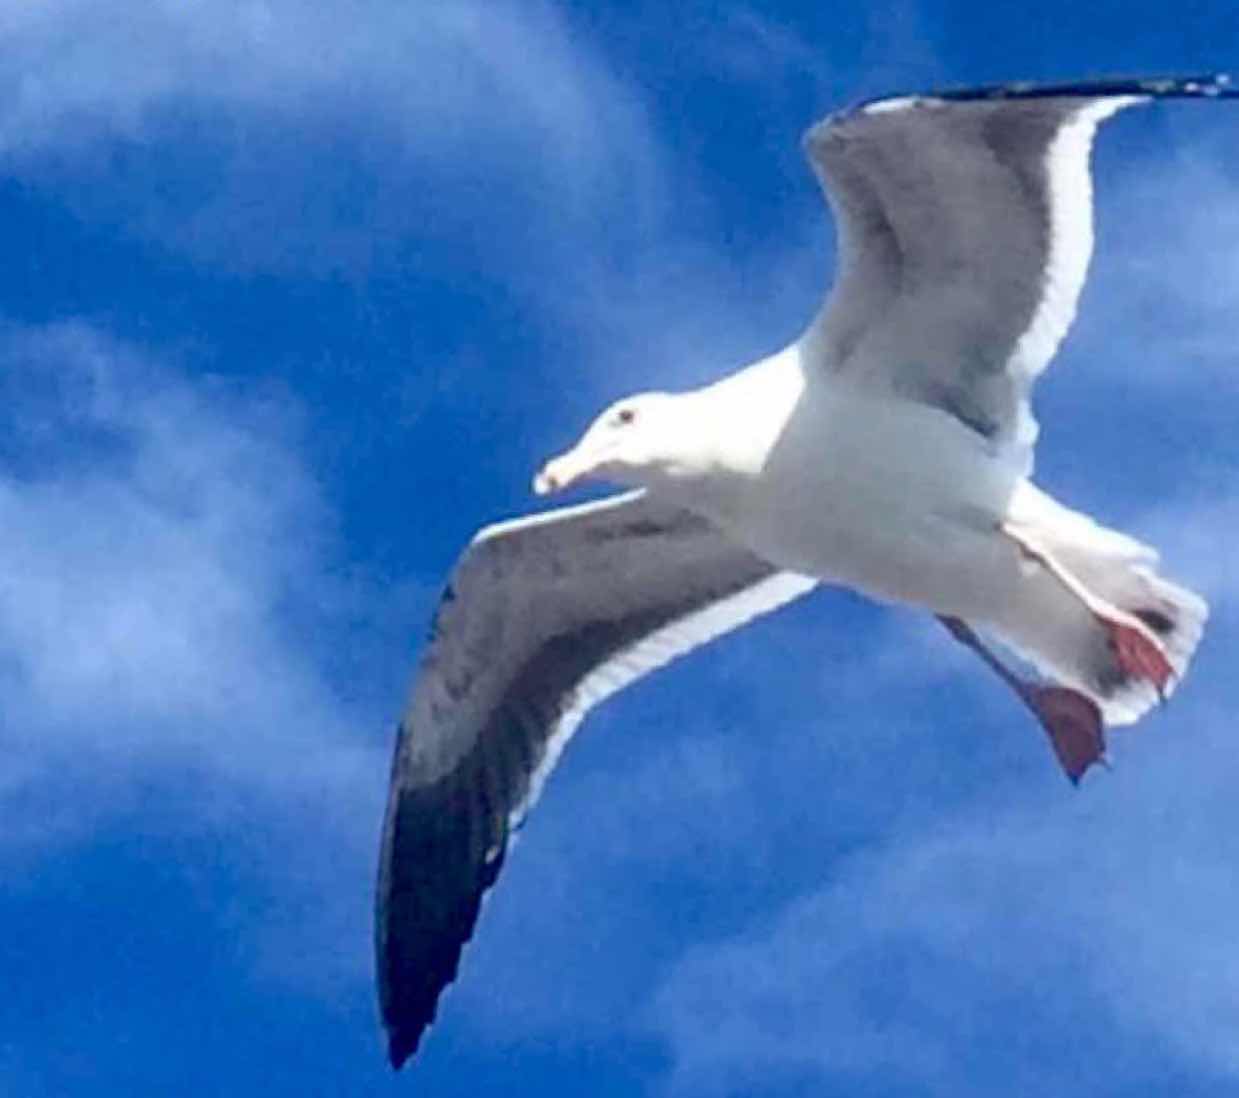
[{"xmin": 2, "ymin": 2, "xmax": 1239, "ymax": 1094}]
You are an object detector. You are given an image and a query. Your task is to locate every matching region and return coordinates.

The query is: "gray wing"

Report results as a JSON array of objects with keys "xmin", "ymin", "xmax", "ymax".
[
  {"xmin": 375, "ymin": 490, "xmax": 815, "ymax": 1068},
  {"xmin": 802, "ymin": 74, "xmax": 1236, "ymax": 469}
]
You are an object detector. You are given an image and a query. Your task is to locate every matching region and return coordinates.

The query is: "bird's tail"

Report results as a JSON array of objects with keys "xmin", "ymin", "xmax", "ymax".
[{"xmin": 994, "ymin": 487, "xmax": 1208, "ymax": 727}]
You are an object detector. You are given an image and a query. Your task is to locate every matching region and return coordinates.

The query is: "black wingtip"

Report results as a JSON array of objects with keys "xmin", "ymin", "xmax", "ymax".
[
  {"xmin": 387, "ymin": 1028, "xmax": 421, "ymax": 1072},
  {"xmin": 375, "ymin": 714, "xmax": 515, "ymax": 1073},
  {"xmin": 934, "ymin": 73, "xmax": 1236, "ymax": 103},
  {"xmin": 855, "ymin": 73, "xmax": 1238, "ymax": 112}
]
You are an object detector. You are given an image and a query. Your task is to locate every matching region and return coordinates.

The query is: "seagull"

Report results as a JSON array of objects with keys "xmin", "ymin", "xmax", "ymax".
[{"xmin": 376, "ymin": 75, "xmax": 1230, "ymax": 1068}]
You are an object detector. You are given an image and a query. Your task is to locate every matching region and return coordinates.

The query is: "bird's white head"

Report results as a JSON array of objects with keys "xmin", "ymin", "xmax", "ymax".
[{"xmin": 533, "ymin": 392, "xmax": 702, "ymax": 495}]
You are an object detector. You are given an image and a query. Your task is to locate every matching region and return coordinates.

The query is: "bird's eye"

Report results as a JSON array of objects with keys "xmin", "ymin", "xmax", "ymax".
[{"xmin": 616, "ymin": 407, "xmax": 636, "ymax": 426}]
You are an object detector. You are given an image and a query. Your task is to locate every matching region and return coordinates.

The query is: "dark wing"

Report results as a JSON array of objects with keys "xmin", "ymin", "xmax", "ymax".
[
  {"xmin": 375, "ymin": 490, "xmax": 815, "ymax": 1068},
  {"xmin": 802, "ymin": 74, "xmax": 1236, "ymax": 470}
]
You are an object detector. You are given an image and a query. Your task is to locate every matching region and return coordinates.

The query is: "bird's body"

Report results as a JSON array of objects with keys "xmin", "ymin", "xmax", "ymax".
[
  {"xmin": 376, "ymin": 74, "xmax": 1230, "ymax": 1069},
  {"xmin": 684, "ymin": 346, "xmax": 1016, "ymax": 601},
  {"xmin": 611, "ymin": 330, "xmax": 1194, "ymax": 728}
]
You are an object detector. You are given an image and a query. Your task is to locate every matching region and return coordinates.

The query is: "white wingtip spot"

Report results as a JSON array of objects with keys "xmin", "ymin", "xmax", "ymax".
[{"xmin": 861, "ymin": 95, "xmax": 923, "ymax": 115}]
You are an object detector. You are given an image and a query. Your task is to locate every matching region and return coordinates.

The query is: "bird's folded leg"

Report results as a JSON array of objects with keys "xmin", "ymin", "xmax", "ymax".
[
  {"xmin": 998, "ymin": 521, "xmax": 1174, "ymax": 699},
  {"xmin": 1017, "ymin": 682, "xmax": 1107, "ymax": 784},
  {"xmin": 1105, "ymin": 617, "xmax": 1175, "ymax": 699},
  {"xmin": 938, "ymin": 616, "xmax": 1106, "ymax": 784}
]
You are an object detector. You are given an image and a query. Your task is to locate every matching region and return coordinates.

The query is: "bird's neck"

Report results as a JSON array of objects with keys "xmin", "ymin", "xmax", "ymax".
[{"xmin": 644, "ymin": 344, "xmax": 807, "ymax": 521}]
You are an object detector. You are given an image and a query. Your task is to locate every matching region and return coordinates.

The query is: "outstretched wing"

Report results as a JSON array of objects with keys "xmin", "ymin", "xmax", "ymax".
[
  {"xmin": 375, "ymin": 490, "xmax": 815, "ymax": 1068},
  {"xmin": 802, "ymin": 74, "xmax": 1235, "ymax": 469}
]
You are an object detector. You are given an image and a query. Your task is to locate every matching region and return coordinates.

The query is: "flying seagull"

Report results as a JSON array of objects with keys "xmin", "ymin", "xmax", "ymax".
[{"xmin": 376, "ymin": 75, "xmax": 1230, "ymax": 1068}]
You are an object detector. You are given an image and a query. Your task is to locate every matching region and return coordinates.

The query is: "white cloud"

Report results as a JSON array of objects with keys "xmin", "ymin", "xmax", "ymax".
[
  {"xmin": 0, "ymin": 317, "xmax": 428, "ymax": 1000},
  {"xmin": 0, "ymin": 0, "xmax": 663, "ymax": 273},
  {"xmin": 648, "ymin": 681, "xmax": 1239, "ymax": 1093},
  {"xmin": 0, "ymin": 320, "xmax": 398, "ymax": 844},
  {"xmin": 1070, "ymin": 110, "xmax": 1239, "ymax": 392},
  {"xmin": 0, "ymin": 1, "xmax": 623, "ymax": 159}
]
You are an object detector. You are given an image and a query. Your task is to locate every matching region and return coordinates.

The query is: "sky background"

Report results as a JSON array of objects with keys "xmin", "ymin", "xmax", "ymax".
[{"xmin": 2, "ymin": 2, "xmax": 1239, "ymax": 1095}]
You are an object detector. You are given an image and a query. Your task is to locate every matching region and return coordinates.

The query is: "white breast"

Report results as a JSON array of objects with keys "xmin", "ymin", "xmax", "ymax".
[{"xmin": 707, "ymin": 369, "xmax": 1024, "ymax": 606}]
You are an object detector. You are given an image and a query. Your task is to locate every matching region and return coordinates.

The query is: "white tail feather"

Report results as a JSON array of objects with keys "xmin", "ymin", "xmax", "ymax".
[{"xmin": 997, "ymin": 484, "xmax": 1208, "ymax": 726}]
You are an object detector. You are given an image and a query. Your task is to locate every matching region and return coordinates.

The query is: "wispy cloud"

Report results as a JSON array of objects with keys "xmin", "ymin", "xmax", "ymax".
[
  {"xmin": 1078, "ymin": 115, "xmax": 1239, "ymax": 392},
  {"xmin": 0, "ymin": 1, "xmax": 631, "ymax": 161},
  {"xmin": 648, "ymin": 679, "xmax": 1239, "ymax": 1094},
  {"xmin": 0, "ymin": 318, "xmax": 425, "ymax": 1003},
  {"xmin": 0, "ymin": 319, "xmax": 395, "ymax": 840},
  {"xmin": 0, "ymin": 0, "xmax": 662, "ymax": 273}
]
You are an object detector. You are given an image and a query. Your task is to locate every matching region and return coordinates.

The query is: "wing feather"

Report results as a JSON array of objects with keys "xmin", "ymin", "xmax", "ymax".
[
  {"xmin": 802, "ymin": 74, "xmax": 1237, "ymax": 468},
  {"xmin": 375, "ymin": 491, "xmax": 814, "ymax": 1067}
]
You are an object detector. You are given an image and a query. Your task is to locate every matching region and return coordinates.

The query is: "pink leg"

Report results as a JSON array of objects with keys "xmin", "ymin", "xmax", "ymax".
[
  {"xmin": 1019, "ymin": 683, "xmax": 1106, "ymax": 784},
  {"xmin": 1000, "ymin": 522, "xmax": 1175, "ymax": 699},
  {"xmin": 939, "ymin": 617, "xmax": 1105, "ymax": 785},
  {"xmin": 1105, "ymin": 619, "xmax": 1174, "ymax": 698}
]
